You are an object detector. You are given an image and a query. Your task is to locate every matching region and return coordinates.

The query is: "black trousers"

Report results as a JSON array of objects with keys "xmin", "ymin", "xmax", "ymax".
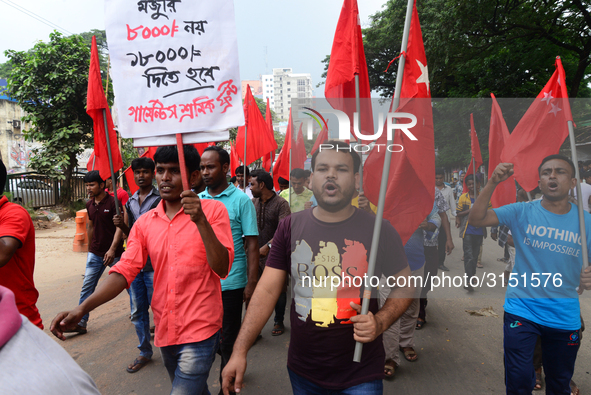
[
  {"xmin": 419, "ymin": 245, "xmax": 439, "ymax": 321},
  {"xmin": 218, "ymin": 288, "xmax": 244, "ymax": 394},
  {"xmin": 463, "ymin": 234, "xmax": 483, "ymax": 280}
]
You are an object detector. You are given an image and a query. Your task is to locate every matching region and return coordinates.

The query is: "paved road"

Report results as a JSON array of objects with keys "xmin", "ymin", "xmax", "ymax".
[{"xmin": 34, "ymin": 223, "xmax": 591, "ymax": 394}]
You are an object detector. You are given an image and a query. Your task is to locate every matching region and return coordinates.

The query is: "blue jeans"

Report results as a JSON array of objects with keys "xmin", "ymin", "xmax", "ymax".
[
  {"xmin": 130, "ymin": 270, "xmax": 154, "ymax": 359},
  {"xmin": 78, "ymin": 252, "xmax": 120, "ymax": 327},
  {"xmin": 161, "ymin": 330, "xmax": 220, "ymax": 395},
  {"xmin": 287, "ymin": 367, "xmax": 383, "ymax": 395}
]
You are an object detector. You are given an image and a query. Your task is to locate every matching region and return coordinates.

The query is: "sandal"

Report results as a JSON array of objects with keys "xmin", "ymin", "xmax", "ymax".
[
  {"xmin": 384, "ymin": 359, "xmax": 396, "ymax": 379},
  {"xmin": 533, "ymin": 368, "xmax": 542, "ymax": 391},
  {"xmin": 570, "ymin": 379, "xmax": 579, "ymax": 395},
  {"xmin": 415, "ymin": 319, "xmax": 426, "ymax": 330},
  {"xmin": 272, "ymin": 322, "xmax": 284, "ymax": 336},
  {"xmin": 126, "ymin": 356, "xmax": 151, "ymax": 373},
  {"xmin": 477, "ymin": 263, "xmax": 484, "ymax": 268},
  {"xmin": 399, "ymin": 346, "xmax": 418, "ymax": 362}
]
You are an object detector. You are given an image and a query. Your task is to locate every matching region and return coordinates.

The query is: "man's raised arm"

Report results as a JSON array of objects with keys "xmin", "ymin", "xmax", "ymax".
[{"xmin": 469, "ymin": 163, "xmax": 514, "ymax": 228}]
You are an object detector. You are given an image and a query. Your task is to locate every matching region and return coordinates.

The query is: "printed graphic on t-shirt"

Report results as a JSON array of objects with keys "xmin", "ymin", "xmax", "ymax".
[
  {"xmin": 291, "ymin": 238, "xmax": 368, "ymax": 327},
  {"xmin": 523, "ymin": 224, "xmax": 582, "ymax": 257}
]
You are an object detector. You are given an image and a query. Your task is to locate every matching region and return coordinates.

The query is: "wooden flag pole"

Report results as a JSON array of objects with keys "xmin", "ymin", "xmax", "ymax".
[
  {"xmin": 353, "ymin": 0, "xmax": 414, "ymax": 363},
  {"xmin": 355, "ymin": 74, "xmax": 363, "ymax": 193},
  {"xmin": 176, "ymin": 134, "xmax": 190, "ymax": 191},
  {"xmin": 102, "ymin": 108, "xmax": 120, "ymax": 216},
  {"xmin": 568, "ymin": 118, "xmax": 589, "ymax": 268}
]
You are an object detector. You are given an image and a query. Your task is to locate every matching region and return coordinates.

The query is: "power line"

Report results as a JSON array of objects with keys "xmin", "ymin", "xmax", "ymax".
[
  {"xmin": 0, "ymin": 0, "xmax": 74, "ymax": 36},
  {"xmin": 2, "ymin": 0, "xmax": 74, "ymax": 34}
]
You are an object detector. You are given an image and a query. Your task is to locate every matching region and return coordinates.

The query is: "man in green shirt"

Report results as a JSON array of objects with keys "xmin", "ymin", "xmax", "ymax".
[{"xmin": 279, "ymin": 168, "xmax": 313, "ymax": 213}]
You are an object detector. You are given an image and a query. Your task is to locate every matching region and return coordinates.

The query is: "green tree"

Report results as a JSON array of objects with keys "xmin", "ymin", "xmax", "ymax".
[
  {"xmin": 361, "ymin": 0, "xmax": 590, "ymax": 100},
  {"xmin": 6, "ymin": 32, "xmax": 92, "ymax": 203},
  {"xmin": 0, "ymin": 61, "xmax": 13, "ymax": 79}
]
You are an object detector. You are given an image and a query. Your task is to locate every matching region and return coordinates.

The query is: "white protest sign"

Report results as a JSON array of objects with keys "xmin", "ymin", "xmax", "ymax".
[{"xmin": 105, "ymin": 0, "xmax": 244, "ymax": 141}]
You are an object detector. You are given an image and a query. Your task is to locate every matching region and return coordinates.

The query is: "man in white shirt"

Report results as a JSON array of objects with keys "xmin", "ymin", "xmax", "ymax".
[
  {"xmin": 236, "ymin": 166, "xmax": 253, "ymax": 198},
  {"xmin": 436, "ymin": 168, "xmax": 456, "ymax": 271}
]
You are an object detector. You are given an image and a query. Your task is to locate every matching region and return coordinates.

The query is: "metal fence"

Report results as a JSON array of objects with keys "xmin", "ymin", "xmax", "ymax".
[{"xmin": 5, "ymin": 172, "xmax": 87, "ymax": 208}]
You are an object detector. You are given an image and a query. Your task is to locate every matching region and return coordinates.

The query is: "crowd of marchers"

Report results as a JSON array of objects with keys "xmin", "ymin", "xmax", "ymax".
[{"xmin": 0, "ymin": 142, "xmax": 590, "ymax": 395}]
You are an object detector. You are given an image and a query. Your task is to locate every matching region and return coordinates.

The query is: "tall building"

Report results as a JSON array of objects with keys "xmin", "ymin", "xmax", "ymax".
[{"xmin": 261, "ymin": 68, "xmax": 312, "ymax": 122}]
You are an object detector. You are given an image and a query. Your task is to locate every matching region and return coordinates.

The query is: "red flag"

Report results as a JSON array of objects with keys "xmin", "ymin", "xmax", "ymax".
[
  {"xmin": 501, "ymin": 57, "xmax": 573, "ymax": 192},
  {"xmin": 86, "ymin": 151, "xmax": 95, "ymax": 171},
  {"xmin": 236, "ymin": 85, "xmax": 278, "ymax": 166},
  {"xmin": 311, "ymin": 124, "xmax": 329, "ymax": 155},
  {"xmin": 463, "ymin": 114, "xmax": 483, "ymax": 193},
  {"xmin": 142, "ymin": 146, "xmax": 158, "ymax": 159},
  {"xmin": 193, "ymin": 142, "xmax": 215, "ymax": 156},
  {"xmin": 230, "ymin": 141, "xmax": 240, "ymax": 177},
  {"xmin": 262, "ymin": 98, "xmax": 276, "ymax": 172},
  {"xmin": 292, "ymin": 122, "xmax": 307, "ymax": 170},
  {"xmin": 325, "ymin": 0, "xmax": 374, "ymax": 142},
  {"xmin": 363, "ymin": 0, "xmax": 434, "ymax": 245},
  {"xmin": 87, "ymin": 35, "xmax": 123, "ymax": 181},
  {"xmin": 273, "ymin": 109, "xmax": 293, "ymax": 190},
  {"xmin": 489, "ymin": 94, "xmax": 517, "ymax": 208}
]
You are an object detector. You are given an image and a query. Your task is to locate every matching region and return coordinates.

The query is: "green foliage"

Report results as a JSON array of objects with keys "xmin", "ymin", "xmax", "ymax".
[
  {"xmin": 121, "ymin": 138, "xmax": 139, "ymax": 168},
  {"xmin": 5, "ymin": 31, "xmax": 93, "ymax": 203},
  {"xmin": 361, "ymin": 0, "xmax": 591, "ymax": 100},
  {"xmin": 0, "ymin": 61, "xmax": 13, "ymax": 79}
]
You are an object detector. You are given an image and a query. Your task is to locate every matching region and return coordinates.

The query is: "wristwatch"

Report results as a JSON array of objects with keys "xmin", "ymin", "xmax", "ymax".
[{"xmin": 267, "ymin": 242, "xmax": 272, "ymax": 249}]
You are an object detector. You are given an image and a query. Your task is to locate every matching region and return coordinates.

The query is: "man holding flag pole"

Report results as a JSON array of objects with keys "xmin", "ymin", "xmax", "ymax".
[
  {"xmin": 358, "ymin": 0, "xmax": 435, "ymax": 362},
  {"xmin": 222, "ymin": 140, "xmax": 413, "ymax": 394},
  {"xmin": 469, "ymin": 58, "xmax": 591, "ymax": 394}
]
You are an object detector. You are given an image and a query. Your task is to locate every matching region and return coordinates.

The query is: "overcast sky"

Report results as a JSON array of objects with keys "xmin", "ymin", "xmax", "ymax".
[{"xmin": 0, "ymin": 0, "xmax": 388, "ymax": 97}]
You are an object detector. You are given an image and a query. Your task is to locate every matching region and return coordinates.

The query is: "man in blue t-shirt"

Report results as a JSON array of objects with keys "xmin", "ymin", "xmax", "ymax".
[
  {"xmin": 469, "ymin": 154, "xmax": 591, "ymax": 394},
  {"xmin": 199, "ymin": 146, "xmax": 259, "ymax": 395}
]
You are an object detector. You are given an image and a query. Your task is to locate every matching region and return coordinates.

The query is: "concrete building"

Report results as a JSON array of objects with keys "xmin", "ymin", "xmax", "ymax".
[
  {"xmin": 261, "ymin": 68, "xmax": 313, "ymax": 122},
  {"xmin": 0, "ymin": 80, "xmax": 36, "ymax": 172}
]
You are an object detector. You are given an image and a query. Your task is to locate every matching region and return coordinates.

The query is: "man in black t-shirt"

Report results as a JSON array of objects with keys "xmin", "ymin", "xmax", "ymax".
[
  {"xmin": 222, "ymin": 141, "xmax": 414, "ymax": 394},
  {"xmin": 67, "ymin": 171, "xmax": 123, "ymax": 334}
]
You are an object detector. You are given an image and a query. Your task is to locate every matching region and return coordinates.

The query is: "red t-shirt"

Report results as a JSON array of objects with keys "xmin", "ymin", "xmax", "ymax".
[{"xmin": 0, "ymin": 196, "xmax": 42, "ymax": 329}]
